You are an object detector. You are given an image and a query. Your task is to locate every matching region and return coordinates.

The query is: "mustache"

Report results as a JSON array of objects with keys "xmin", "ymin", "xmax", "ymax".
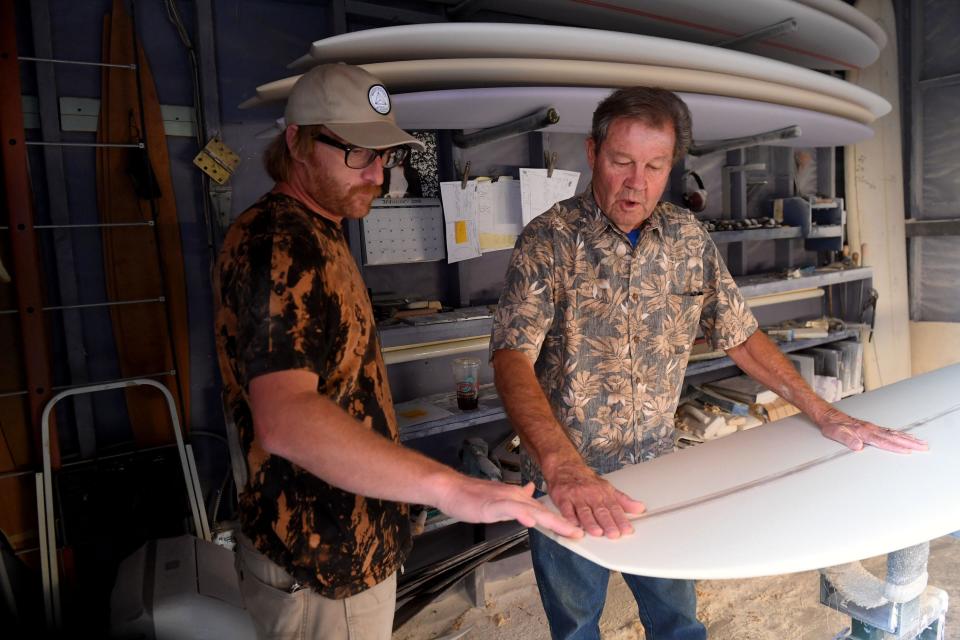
[
  {"xmin": 349, "ymin": 183, "xmax": 382, "ymax": 201},
  {"xmin": 617, "ymin": 188, "xmax": 645, "ymax": 200}
]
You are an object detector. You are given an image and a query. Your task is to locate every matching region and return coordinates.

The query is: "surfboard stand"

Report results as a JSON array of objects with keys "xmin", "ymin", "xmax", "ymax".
[{"xmin": 820, "ymin": 551, "xmax": 948, "ymax": 640}]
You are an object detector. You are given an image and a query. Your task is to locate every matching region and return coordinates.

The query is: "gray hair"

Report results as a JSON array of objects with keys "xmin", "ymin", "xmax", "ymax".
[{"xmin": 591, "ymin": 87, "xmax": 692, "ymax": 162}]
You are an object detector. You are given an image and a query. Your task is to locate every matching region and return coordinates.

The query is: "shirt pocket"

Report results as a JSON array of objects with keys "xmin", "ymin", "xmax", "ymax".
[{"xmin": 667, "ymin": 291, "xmax": 705, "ymax": 354}]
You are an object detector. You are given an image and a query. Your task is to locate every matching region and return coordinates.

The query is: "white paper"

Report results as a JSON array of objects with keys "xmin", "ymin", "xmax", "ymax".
[
  {"xmin": 475, "ymin": 179, "xmax": 523, "ymax": 253},
  {"xmin": 440, "ymin": 181, "xmax": 481, "ymax": 263},
  {"xmin": 519, "ymin": 168, "xmax": 581, "ymax": 226}
]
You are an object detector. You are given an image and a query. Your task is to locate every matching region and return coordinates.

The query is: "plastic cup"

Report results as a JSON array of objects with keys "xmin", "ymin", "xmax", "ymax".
[{"xmin": 452, "ymin": 357, "xmax": 481, "ymax": 410}]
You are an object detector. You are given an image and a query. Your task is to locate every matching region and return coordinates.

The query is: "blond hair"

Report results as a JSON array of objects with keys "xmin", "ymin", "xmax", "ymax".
[{"xmin": 262, "ymin": 124, "xmax": 325, "ymax": 182}]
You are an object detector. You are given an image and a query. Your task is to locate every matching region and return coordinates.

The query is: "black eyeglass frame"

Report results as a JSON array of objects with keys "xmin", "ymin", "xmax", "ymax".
[{"xmin": 312, "ymin": 133, "xmax": 409, "ymax": 170}]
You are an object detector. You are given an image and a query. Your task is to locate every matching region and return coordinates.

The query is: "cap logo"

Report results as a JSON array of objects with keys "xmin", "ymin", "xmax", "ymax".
[{"xmin": 368, "ymin": 85, "xmax": 391, "ymax": 115}]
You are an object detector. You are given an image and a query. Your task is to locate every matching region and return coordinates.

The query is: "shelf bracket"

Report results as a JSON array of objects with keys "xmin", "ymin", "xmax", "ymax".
[
  {"xmin": 453, "ymin": 107, "xmax": 559, "ymax": 149},
  {"xmin": 690, "ymin": 125, "xmax": 800, "ymax": 157},
  {"xmin": 715, "ymin": 18, "xmax": 798, "ymax": 49}
]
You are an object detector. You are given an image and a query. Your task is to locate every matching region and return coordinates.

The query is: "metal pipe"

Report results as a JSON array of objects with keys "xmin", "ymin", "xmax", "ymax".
[
  {"xmin": 453, "ymin": 107, "xmax": 559, "ymax": 148},
  {"xmin": 0, "ymin": 221, "xmax": 155, "ymax": 230},
  {"xmin": 19, "ymin": 55, "xmax": 135, "ymax": 70},
  {"xmin": 24, "ymin": 141, "xmax": 143, "ymax": 149},
  {"xmin": 0, "ymin": 296, "xmax": 165, "ymax": 315}
]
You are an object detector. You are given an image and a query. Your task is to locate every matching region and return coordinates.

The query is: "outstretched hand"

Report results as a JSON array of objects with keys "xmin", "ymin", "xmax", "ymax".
[
  {"xmin": 817, "ymin": 408, "xmax": 928, "ymax": 453},
  {"xmin": 437, "ymin": 479, "xmax": 584, "ymax": 539},
  {"xmin": 546, "ymin": 460, "xmax": 646, "ymax": 538}
]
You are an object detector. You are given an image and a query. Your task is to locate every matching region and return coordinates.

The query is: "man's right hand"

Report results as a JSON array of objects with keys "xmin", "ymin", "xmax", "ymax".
[
  {"xmin": 545, "ymin": 458, "xmax": 646, "ymax": 538},
  {"xmin": 435, "ymin": 477, "xmax": 584, "ymax": 539}
]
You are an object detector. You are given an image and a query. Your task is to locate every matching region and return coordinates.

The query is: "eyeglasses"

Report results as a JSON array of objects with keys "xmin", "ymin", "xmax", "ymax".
[{"xmin": 312, "ymin": 133, "xmax": 409, "ymax": 170}]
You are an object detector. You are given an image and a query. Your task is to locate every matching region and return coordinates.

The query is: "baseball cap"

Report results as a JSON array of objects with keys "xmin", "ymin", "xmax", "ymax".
[{"xmin": 284, "ymin": 63, "xmax": 425, "ymax": 152}]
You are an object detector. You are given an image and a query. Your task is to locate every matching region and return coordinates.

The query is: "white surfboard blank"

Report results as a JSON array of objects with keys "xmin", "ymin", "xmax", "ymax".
[
  {"xmin": 241, "ymin": 59, "xmax": 878, "ymax": 126},
  {"xmin": 424, "ymin": 0, "xmax": 881, "ymax": 70},
  {"xmin": 287, "ymin": 23, "xmax": 888, "ymax": 120},
  {"xmin": 391, "ymin": 88, "xmax": 875, "ymax": 147},
  {"xmin": 537, "ymin": 364, "xmax": 960, "ymax": 580}
]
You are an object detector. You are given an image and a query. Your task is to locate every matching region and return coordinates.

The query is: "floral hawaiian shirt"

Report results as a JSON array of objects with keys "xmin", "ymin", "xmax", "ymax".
[
  {"xmin": 491, "ymin": 188, "xmax": 758, "ymax": 486},
  {"xmin": 214, "ymin": 192, "xmax": 410, "ymax": 598}
]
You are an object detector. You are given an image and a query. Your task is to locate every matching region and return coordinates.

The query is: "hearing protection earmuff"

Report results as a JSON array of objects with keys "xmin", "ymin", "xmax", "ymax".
[{"xmin": 682, "ymin": 170, "xmax": 708, "ymax": 213}]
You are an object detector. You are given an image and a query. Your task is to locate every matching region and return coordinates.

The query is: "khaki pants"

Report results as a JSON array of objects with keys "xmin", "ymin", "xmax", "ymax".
[{"xmin": 236, "ymin": 534, "xmax": 396, "ymax": 640}]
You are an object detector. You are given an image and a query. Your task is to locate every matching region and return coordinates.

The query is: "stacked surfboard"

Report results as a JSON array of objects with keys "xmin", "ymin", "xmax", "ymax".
[{"xmin": 240, "ymin": 0, "xmax": 890, "ymax": 147}]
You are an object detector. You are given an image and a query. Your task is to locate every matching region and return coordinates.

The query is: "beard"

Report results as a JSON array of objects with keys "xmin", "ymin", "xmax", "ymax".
[{"xmin": 305, "ymin": 164, "xmax": 382, "ymax": 220}]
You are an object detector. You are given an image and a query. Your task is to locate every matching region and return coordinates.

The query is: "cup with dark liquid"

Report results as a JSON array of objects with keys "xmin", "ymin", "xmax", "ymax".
[{"xmin": 452, "ymin": 357, "xmax": 480, "ymax": 411}]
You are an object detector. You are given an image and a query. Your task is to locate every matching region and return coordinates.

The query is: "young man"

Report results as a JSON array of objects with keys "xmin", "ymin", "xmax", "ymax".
[
  {"xmin": 214, "ymin": 63, "xmax": 581, "ymax": 640},
  {"xmin": 491, "ymin": 86, "xmax": 927, "ymax": 640}
]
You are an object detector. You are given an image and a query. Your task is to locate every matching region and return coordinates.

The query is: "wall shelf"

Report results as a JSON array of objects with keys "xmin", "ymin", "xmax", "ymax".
[
  {"xmin": 709, "ymin": 226, "xmax": 802, "ymax": 244},
  {"xmin": 736, "ymin": 267, "xmax": 872, "ymax": 298},
  {"xmin": 379, "ymin": 270, "xmax": 873, "ymax": 353},
  {"xmin": 379, "ymin": 307, "xmax": 493, "ymax": 349},
  {"xmin": 399, "ymin": 384, "xmax": 505, "ymax": 442},
  {"xmin": 685, "ymin": 328, "xmax": 861, "ymax": 377},
  {"xmin": 399, "ymin": 329, "xmax": 863, "ymax": 441}
]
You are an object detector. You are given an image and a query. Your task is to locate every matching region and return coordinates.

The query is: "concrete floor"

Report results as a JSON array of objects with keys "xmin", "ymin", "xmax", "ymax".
[{"xmin": 395, "ymin": 535, "xmax": 960, "ymax": 639}]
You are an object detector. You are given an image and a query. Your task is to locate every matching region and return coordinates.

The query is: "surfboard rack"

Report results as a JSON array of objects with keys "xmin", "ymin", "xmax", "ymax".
[
  {"xmin": 688, "ymin": 124, "xmax": 801, "ymax": 156},
  {"xmin": 452, "ymin": 106, "xmax": 559, "ymax": 148}
]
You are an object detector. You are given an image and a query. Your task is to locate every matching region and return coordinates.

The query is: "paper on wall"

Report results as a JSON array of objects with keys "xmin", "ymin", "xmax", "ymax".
[
  {"xmin": 440, "ymin": 181, "xmax": 481, "ymax": 263},
  {"xmin": 475, "ymin": 178, "xmax": 523, "ymax": 253},
  {"xmin": 520, "ymin": 168, "xmax": 580, "ymax": 226}
]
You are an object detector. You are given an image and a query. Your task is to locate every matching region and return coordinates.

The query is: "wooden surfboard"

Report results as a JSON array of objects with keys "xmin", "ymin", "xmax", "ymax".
[
  {"xmin": 425, "ymin": 0, "xmax": 881, "ymax": 70},
  {"xmin": 388, "ymin": 87, "xmax": 875, "ymax": 147},
  {"xmin": 97, "ymin": 0, "xmax": 190, "ymax": 445},
  {"xmin": 241, "ymin": 59, "xmax": 878, "ymax": 125},
  {"xmin": 286, "ymin": 23, "xmax": 888, "ymax": 120},
  {"xmin": 537, "ymin": 364, "xmax": 960, "ymax": 579}
]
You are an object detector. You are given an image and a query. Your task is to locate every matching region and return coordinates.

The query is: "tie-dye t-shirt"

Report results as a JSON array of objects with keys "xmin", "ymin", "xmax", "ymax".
[{"xmin": 214, "ymin": 192, "xmax": 410, "ymax": 598}]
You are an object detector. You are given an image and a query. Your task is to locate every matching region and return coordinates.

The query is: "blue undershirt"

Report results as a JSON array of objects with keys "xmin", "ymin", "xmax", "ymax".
[{"xmin": 626, "ymin": 227, "xmax": 641, "ymax": 247}]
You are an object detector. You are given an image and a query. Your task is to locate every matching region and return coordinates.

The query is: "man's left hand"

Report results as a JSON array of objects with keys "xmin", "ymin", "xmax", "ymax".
[{"xmin": 817, "ymin": 407, "xmax": 928, "ymax": 453}]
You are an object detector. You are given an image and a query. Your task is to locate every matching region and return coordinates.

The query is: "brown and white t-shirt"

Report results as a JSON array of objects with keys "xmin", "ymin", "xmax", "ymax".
[{"xmin": 214, "ymin": 192, "xmax": 409, "ymax": 599}]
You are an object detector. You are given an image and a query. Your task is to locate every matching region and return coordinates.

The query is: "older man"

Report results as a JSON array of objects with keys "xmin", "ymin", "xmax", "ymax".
[
  {"xmin": 214, "ymin": 63, "xmax": 581, "ymax": 640},
  {"xmin": 491, "ymin": 86, "xmax": 926, "ymax": 639}
]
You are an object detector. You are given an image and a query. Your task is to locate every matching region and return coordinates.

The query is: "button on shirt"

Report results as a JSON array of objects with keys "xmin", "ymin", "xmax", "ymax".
[{"xmin": 491, "ymin": 188, "xmax": 758, "ymax": 486}]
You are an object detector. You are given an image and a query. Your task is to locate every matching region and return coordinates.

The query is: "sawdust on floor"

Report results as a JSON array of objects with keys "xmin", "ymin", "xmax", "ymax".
[{"xmin": 394, "ymin": 535, "xmax": 960, "ymax": 639}]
